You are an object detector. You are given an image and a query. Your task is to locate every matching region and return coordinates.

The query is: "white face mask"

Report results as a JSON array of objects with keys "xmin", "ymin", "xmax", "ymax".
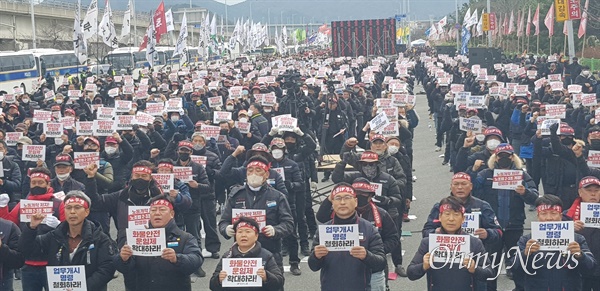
[
  {"xmin": 239, "ymin": 117, "xmax": 248, "ymax": 123},
  {"xmin": 388, "ymin": 145, "xmax": 399, "ymax": 155},
  {"xmin": 171, "ymin": 116, "xmax": 180, "ymax": 122},
  {"xmin": 139, "ymin": 127, "xmax": 148, "ymax": 134},
  {"xmin": 264, "ymin": 108, "xmax": 272, "ymax": 113},
  {"xmin": 303, "ymin": 90, "xmax": 309, "ymax": 95},
  {"xmin": 486, "ymin": 139, "xmax": 501, "ymax": 151},
  {"xmin": 56, "ymin": 173, "xmax": 70, "ymax": 181},
  {"xmin": 272, "ymin": 149, "xmax": 284, "ymax": 160},
  {"xmin": 54, "ymin": 138, "xmax": 64, "ymax": 145},
  {"xmin": 105, "ymin": 146, "xmax": 118, "ymax": 155},
  {"xmin": 475, "ymin": 134, "xmax": 485, "ymax": 142},
  {"xmin": 247, "ymin": 109, "xmax": 254, "ymax": 116},
  {"xmin": 56, "ymin": 99, "xmax": 63, "ymax": 104},
  {"xmin": 247, "ymin": 174, "xmax": 264, "ymax": 189},
  {"xmin": 226, "ymin": 105, "xmax": 234, "ymax": 111},
  {"xmin": 373, "ymin": 149, "xmax": 385, "ymax": 155},
  {"xmin": 22, "ymin": 98, "xmax": 30, "ymax": 104}
]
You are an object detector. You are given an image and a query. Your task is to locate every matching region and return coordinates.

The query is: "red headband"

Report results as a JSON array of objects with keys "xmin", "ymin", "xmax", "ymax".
[
  {"xmin": 132, "ymin": 166, "xmax": 152, "ymax": 175},
  {"xmin": 331, "ymin": 186, "xmax": 356, "ymax": 197},
  {"xmin": 536, "ymin": 205, "xmax": 562, "ymax": 213},
  {"xmin": 452, "ymin": 172, "xmax": 471, "ymax": 182},
  {"xmin": 158, "ymin": 163, "xmax": 174, "ymax": 170},
  {"xmin": 65, "ymin": 197, "xmax": 89, "ymax": 209},
  {"xmin": 150, "ymin": 199, "xmax": 173, "ymax": 210},
  {"xmin": 352, "ymin": 182, "xmax": 374, "ymax": 192},
  {"xmin": 237, "ymin": 221, "xmax": 258, "ymax": 233},
  {"xmin": 439, "ymin": 203, "xmax": 465, "ymax": 214},
  {"xmin": 30, "ymin": 172, "xmax": 50, "ymax": 182},
  {"xmin": 247, "ymin": 161, "xmax": 270, "ymax": 172}
]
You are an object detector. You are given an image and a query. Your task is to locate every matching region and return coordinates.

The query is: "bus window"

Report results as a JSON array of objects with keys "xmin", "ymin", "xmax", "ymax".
[{"xmin": 0, "ymin": 56, "xmax": 13, "ymax": 71}]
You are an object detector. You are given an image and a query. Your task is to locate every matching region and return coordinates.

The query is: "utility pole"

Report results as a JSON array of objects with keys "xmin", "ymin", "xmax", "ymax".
[
  {"xmin": 455, "ymin": 0, "xmax": 459, "ymax": 52},
  {"xmin": 566, "ymin": 20, "xmax": 575, "ymax": 63},
  {"xmin": 487, "ymin": 0, "xmax": 492, "ymax": 47},
  {"xmin": 30, "ymin": 0, "xmax": 37, "ymax": 49}
]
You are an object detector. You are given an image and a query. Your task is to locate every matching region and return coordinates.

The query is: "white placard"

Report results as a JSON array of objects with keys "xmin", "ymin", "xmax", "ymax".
[
  {"xmin": 369, "ymin": 112, "xmax": 390, "ymax": 133},
  {"xmin": 581, "ymin": 203, "xmax": 600, "ymax": 229},
  {"xmin": 73, "ymin": 152, "xmax": 100, "ymax": 170},
  {"xmin": 126, "ymin": 228, "xmax": 167, "ymax": 256},
  {"xmin": 461, "ymin": 213, "xmax": 480, "ymax": 236},
  {"xmin": 545, "ymin": 105, "xmax": 566, "ymax": 119},
  {"xmin": 208, "ymin": 96, "xmax": 224, "ymax": 108},
  {"xmin": 43, "ymin": 123, "xmax": 63, "ymax": 138},
  {"xmin": 587, "ymin": 151, "xmax": 600, "ymax": 168},
  {"xmin": 116, "ymin": 115, "xmax": 136, "ymax": 130},
  {"xmin": 277, "ymin": 116, "xmax": 298, "ymax": 132},
  {"xmin": 116, "ymin": 100, "xmax": 133, "ymax": 113},
  {"xmin": 19, "ymin": 200, "xmax": 53, "ymax": 222},
  {"xmin": 540, "ymin": 119, "xmax": 561, "ymax": 136},
  {"xmin": 318, "ymin": 224, "xmax": 360, "ymax": 251},
  {"xmin": 75, "ymin": 121, "xmax": 94, "ymax": 136},
  {"xmin": 165, "ymin": 99, "xmax": 183, "ymax": 112},
  {"xmin": 22, "ymin": 145, "xmax": 46, "ymax": 162},
  {"xmin": 221, "ymin": 258, "xmax": 263, "ymax": 287},
  {"xmin": 96, "ymin": 107, "xmax": 116, "ymax": 120},
  {"xmin": 232, "ymin": 209, "xmax": 267, "ymax": 229},
  {"xmin": 200, "ymin": 125, "xmax": 220, "ymax": 140},
  {"xmin": 173, "ymin": 166, "xmax": 193, "ymax": 182},
  {"xmin": 33, "ymin": 110, "xmax": 52, "ymax": 123},
  {"xmin": 492, "ymin": 169, "xmax": 523, "ymax": 190},
  {"xmin": 428, "ymin": 234, "xmax": 471, "ymax": 263},
  {"xmin": 237, "ymin": 121, "xmax": 250, "ymax": 134},
  {"xmin": 455, "ymin": 92, "xmax": 470, "ymax": 108},
  {"xmin": 5, "ymin": 132, "xmax": 23, "ymax": 147},
  {"xmin": 213, "ymin": 111, "xmax": 232, "ymax": 124},
  {"xmin": 145, "ymin": 102, "xmax": 165, "ymax": 116},
  {"xmin": 151, "ymin": 173, "xmax": 175, "ymax": 192},
  {"xmin": 466, "ymin": 95, "xmax": 485, "ymax": 109},
  {"xmin": 190, "ymin": 155, "xmax": 207, "ymax": 167},
  {"xmin": 128, "ymin": 206, "xmax": 151, "ymax": 230},
  {"xmin": 93, "ymin": 120, "xmax": 116, "ymax": 136},
  {"xmin": 46, "ymin": 265, "xmax": 87, "ymax": 291},
  {"xmin": 531, "ymin": 221, "xmax": 574, "ymax": 251},
  {"xmin": 459, "ymin": 117, "xmax": 483, "ymax": 133}
]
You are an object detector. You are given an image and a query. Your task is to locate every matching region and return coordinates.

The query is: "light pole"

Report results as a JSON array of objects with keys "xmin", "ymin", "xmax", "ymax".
[{"xmin": 30, "ymin": 0, "xmax": 37, "ymax": 49}]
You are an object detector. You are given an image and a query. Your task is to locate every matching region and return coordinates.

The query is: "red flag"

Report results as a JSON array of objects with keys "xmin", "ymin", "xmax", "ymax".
[
  {"xmin": 153, "ymin": 1, "xmax": 167, "ymax": 43},
  {"xmin": 526, "ymin": 7, "xmax": 532, "ymax": 36},
  {"xmin": 545, "ymin": 3, "xmax": 555, "ymax": 37},
  {"xmin": 578, "ymin": 0, "xmax": 589, "ymax": 38},
  {"xmin": 533, "ymin": 4, "xmax": 540, "ymax": 36},
  {"xmin": 139, "ymin": 21, "xmax": 152, "ymax": 51}
]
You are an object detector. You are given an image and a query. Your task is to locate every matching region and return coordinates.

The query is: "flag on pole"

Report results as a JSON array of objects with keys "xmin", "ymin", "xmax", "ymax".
[
  {"xmin": 503, "ymin": 14, "xmax": 509, "ymax": 35},
  {"xmin": 146, "ymin": 17, "xmax": 157, "ymax": 67},
  {"xmin": 462, "ymin": 8, "xmax": 471, "ymax": 26},
  {"xmin": 533, "ymin": 4, "xmax": 540, "ymax": 36},
  {"xmin": 120, "ymin": 0, "xmax": 131, "ymax": 41},
  {"xmin": 165, "ymin": 9, "xmax": 175, "ymax": 32},
  {"xmin": 73, "ymin": 0, "xmax": 87, "ymax": 64},
  {"xmin": 173, "ymin": 12, "xmax": 188, "ymax": 63},
  {"xmin": 518, "ymin": 9, "xmax": 526, "ymax": 37},
  {"xmin": 81, "ymin": 0, "xmax": 98, "ymax": 40},
  {"xmin": 545, "ymin": 3, "xmax": 555, "ymax": 37},
  {"xmin": 526, "ymin": 6, "xmax": 532, "ymax": 37},
  {"xmin": 517, "ymin": 10, "xmax": 523, "ymax": 37},
  {"xmin": 563, "ymin": 20, "xmax": 568, "ymax": 35},
  {"xmin": 98, "ymin": 0, "xmax": 118, "ymax": 48},
  {"xmin": 508, "ymin": 10, "xmax": 515, "ymax": 34},
  {"xmin": 153, "ymin": 1, "xmax": 167, "ymax": 43},
  {"xmin": 438, "ymin": 16, "xmax": 447, "ymax": 28},
  {"xmin": 476, "ymin": 10, "xmax": 484, "ymax": 36},
  {"xmin": 578, "ymin": 0, "xmax": 589, "ymax": 38}
]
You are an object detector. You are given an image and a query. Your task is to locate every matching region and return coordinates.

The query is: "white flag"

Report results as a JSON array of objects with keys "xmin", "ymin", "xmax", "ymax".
[
  {"xmin": 81, "ymin": 0, "xmax": 98, "ymax": 40},
  {"xmin": 120, "ymin": 0, "xmax": 131, "ymax": 41},
  {"xmin": 174, "ymin": 13, "xmax": 188, "ymax": 58},
  {"xmin": 146, "ymin": 18, "xmax": 158, "ymax": 67},
  {"xmin": 210, "ymin": 14, "xmax": 217, "ymax": 36},
  {"xmin": 73, "ymin": 0, "xmax": 87, "ymax": 64},
  {"xmin": 98, "ymin": 0, "xmax": 118, "ymax": 48},
  {"xmin": 282, "ymin": 26, "xmax": 288, "ymax": 43},
  {"xmin": 165, "ymin": 9, "xmax": 175, "ymax": 32}
]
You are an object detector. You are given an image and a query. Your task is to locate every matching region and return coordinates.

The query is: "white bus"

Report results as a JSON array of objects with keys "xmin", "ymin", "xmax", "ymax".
[
  {"xmin": 102, "ymin": 46, "xmax": 189, "ymax": 77},
  {"xmin": 0, "ymin": 49, "xmax": 85, "ymax": 93}
]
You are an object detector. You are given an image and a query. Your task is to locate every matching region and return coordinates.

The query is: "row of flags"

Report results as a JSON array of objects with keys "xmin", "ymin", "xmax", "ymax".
[
  {"xmin": 72, "ymin": 0, "xmax": 332, "ymax": 67},
  {"xmin": 427, "ymin": 0, "xmax": 590, "ymax": 53}
]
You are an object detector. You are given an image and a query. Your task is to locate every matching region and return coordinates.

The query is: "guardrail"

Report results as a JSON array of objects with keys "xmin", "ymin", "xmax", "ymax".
[{"xmin": 0, "ymin": 0, "xmax": 151, "ymax": 21}]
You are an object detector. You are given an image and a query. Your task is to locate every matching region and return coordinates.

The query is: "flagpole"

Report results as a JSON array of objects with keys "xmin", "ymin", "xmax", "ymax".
[
  {"xmin": 536, "ymin": 34, "xmax": 539, "ymax": 55},
  {"xmin": 582, "ymin": 34, "xmax": 586, "ymax": 58},
  {"xmin": 549, "ymin": 36, "xmax": 552, "ymax": 55}
]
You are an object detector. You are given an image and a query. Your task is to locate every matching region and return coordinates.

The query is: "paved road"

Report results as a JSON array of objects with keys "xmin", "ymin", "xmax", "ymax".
[{"xmin": 13, "ymin": 85, "xmax": 535, "ymax": 290}]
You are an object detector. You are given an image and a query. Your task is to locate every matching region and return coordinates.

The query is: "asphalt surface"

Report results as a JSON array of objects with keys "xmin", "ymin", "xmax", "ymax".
[{"xmin": 13, "ymin": 84, "xmax": 535, "ymax": 291}]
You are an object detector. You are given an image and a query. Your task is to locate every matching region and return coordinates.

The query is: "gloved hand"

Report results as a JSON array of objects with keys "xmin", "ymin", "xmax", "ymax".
[
  {"xmin": 377, "ymin": 196, "xmax": 391, "ymax": 205},
  {"xmin": 269, "ymin": 126, "xmax": 280, "ymax": 136},
  {"xmin": 311, "ymin": 182, "xmax": 318, "ymax": 191},
  {"xmin": 0, "ymin": 194, "xmax": 9, "ymax": 208},
  {"xmin": 549, "ymin": 122, "xmax": 559, "ymax": 136},
  {"xmin": 42, "ymin": 215, "xmax": 60, "ymax": 228},
  {"xmin": 293, "ymin": 127, "xmax": 304, "ymax": 136},
  {"xmin": 262, "ymin": 225, "xmax": 275, "ymax": 237},
  {"xmin": 226, "ymin": 225, "xmax": 235, "ymax": 238}
]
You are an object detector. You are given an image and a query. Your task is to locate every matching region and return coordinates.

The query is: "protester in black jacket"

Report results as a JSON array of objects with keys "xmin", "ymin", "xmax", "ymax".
[
  {"xmin": 209, "ymin": 217, "xmax": 285, "ymax": 291},
  {"xmin": 20, "ymin": 191, "xmax": 115, "ymax": 291},
  {"xmin": 0, "ymin": 217, "xmax": 24, "ymax": 291},
  {"xmin": 115, "ymin": 196, "xmax": 203, "ymax": 291}
]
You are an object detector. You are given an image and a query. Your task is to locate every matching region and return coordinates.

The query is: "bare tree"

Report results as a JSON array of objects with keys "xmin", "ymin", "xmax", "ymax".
[{"xmin": 38, "ymin": 19, "xmax": 72, "ymax": 50}]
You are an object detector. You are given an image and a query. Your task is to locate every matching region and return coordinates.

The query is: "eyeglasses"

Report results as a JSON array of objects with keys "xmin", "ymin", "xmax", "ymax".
[{"xmin": 333, "ymin": 195, "xmax": 355, "ymax": 202}]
